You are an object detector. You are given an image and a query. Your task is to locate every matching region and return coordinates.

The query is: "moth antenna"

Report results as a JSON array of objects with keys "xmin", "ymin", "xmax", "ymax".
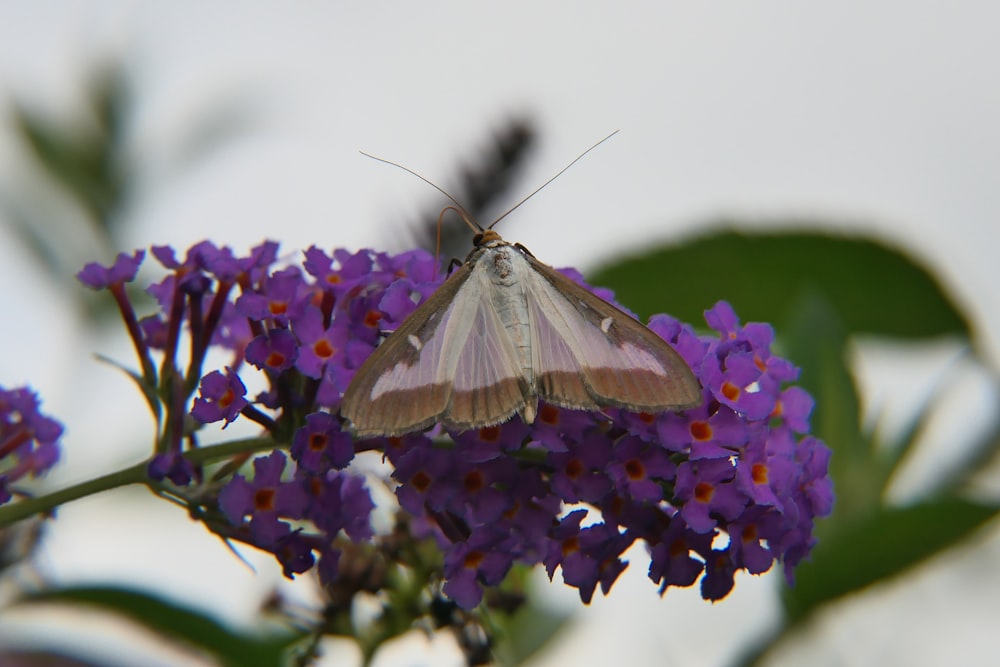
[
  {"xmin": 360, "ymin": 151, "xmax": 485, "ymax": 233},
  {"xmin": 487, "ymin": 130, "xmax": 620, "ymax": 230}
]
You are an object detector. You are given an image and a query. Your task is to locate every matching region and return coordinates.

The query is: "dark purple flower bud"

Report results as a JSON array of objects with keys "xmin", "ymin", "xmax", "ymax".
[{"xmin": 148, "ymin": 452, "xmax": 196, "ymax": 485}]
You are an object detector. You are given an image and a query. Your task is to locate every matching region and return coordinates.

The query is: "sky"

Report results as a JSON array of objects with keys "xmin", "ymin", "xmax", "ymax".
[{"xmin": 1, "ymin": 3, "xmax": 998, "ymax": 666}]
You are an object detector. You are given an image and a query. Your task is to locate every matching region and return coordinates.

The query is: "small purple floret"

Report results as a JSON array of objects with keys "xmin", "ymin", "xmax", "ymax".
[
  {"xmin": 191, "ymin": 368, "xmax": 247, "ymax": 426},
  {"xmin": 76, "ymin": 250, "xmax": 145, "ymax": 289}
]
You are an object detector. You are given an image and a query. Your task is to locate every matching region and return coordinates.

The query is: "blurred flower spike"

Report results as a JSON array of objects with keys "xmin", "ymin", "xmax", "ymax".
[{"xmin": 75, "ymin": 240, "xmax": 833, "ymax": 610}]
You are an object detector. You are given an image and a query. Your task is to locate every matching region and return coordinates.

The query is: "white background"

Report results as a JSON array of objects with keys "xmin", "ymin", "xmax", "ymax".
[{"xmin": 1, "ymin": 3, "xmax": 998, "ymax": 666}]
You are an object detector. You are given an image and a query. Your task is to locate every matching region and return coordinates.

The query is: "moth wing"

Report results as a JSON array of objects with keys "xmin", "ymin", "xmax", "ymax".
[
  {"xmin": 523, "ymin": 257, "xmax": 701, "ymax": 412},
  {"xmin": 341, "ymin": 263, "xmax": 528, "ymax": 437},
  {"xmin": 442, "ymin": 266, "xmax": 531, "ymax": 430},
  {"xmin": 341, "ymin": 264, "xmax": 471, "ymax": 437}
]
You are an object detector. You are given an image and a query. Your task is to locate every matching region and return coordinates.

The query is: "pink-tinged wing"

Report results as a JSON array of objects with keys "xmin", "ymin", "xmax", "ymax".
[
  {"xmin": 341, "ymin": 263, "xmax": 528, "ymax": 437},
  {"xmin": 523, "ymin": 257, "xmax": 701, "ymax": 413}
]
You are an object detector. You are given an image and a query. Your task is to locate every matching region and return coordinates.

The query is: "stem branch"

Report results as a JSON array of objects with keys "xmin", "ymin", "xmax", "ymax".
[{"xmin": 0, "ymin": 436, "xmax": 280, "ymax": 528}]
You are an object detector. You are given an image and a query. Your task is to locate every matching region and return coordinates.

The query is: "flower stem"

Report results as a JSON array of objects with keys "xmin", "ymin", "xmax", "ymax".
[
  {"xmin": 0, "ymin": 461, "xmax": 148, "ymax": 527},
  {"xmin": 0, "ymin": 436, "xmax": 280, "ymax": 528}
]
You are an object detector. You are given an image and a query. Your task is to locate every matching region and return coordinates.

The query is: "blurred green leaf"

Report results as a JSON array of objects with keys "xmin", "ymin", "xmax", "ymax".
[
  {"xmin": 492, "ymin": 596, "xmax": 572, "ymax": 667},
  {"xmin": 589, "ymin": 229, "xmax": 971, "ymax": 341},
  {"xmin": 0, "ymin": 650, "xmax": 106, "ymax": 667},
  {"xmin": 783, "ymin": 498, "xmax": 1000, "ymax": 622},
  {"xmin": 17, "ymin": 585, "xmax": 299, "ymax": 667},
  {"xmin": 11, "ymin": 72, "xmax": 124, "ymax": 232},
  {"xmin": 781, "ymin": 290, "xmax": 879, "ymax": 522},
  {"xmin": 2, "ymin": 59, "xmax": 254, "ymax": 298}
]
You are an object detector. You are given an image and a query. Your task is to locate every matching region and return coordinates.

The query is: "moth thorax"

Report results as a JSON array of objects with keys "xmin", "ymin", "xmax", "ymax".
[{"xmin": 491, "ymin": 247, "xmax": 516, "ymax": 282}]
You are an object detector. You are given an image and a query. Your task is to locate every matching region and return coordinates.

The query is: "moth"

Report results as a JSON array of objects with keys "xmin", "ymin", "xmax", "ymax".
[{"xmin": 341, "ymin": 139, "xmax": 701, "ymax": 438}]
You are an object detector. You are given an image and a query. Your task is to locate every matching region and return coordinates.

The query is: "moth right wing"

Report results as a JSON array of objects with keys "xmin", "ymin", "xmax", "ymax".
[{"xmin": 522, "ymin": 256, "xmax": 701, "ymax": 413}]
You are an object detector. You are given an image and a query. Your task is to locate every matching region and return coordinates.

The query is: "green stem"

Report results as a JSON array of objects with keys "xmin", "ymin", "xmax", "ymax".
[
  {"xmin": 0, "ymin": 436, "xmax": 281, "ymax": 528},
  {"xmin": 0, "ymin": 461, "xmax": 148, "ymax": 527},
  {"xmin": 184, "ymin": 436, "xmax": 279, "ymax": 464}
]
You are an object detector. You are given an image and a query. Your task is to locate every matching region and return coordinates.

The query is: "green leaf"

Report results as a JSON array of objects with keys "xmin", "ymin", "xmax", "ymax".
[
  {"xmin": 781, "ymin": 290, "xmax": 880, "ymax": 521},
  {"xmin": 782, "ymin": 497, "xmax": 1000, "ymax": 622},
  {"xmin": 16, "ymin": 585, "xmax": 299, "ymax": 667},
  {"xmin": 493, "ymin": 602, "xmax": 572, "ymax": 667},
  {"xmin": 588, "ymin": 229, "xmax": 971, "ymax": 341}
]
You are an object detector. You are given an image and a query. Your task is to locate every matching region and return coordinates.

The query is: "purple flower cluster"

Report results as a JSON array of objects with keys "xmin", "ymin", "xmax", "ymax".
[
  {"xmin": 77, "ymin": 242, "xmax": 434, "ymax": 577},
  {"xmin": 0, "ymin": 386, "xmax": 63, "ymax": 505},
  {"xmin": 78, "ymin": 241, "xmax": 833, "ymax": 610},
  {"xmin": 384, "ymin": 302, "xmax": 833, "ymax": 607}
]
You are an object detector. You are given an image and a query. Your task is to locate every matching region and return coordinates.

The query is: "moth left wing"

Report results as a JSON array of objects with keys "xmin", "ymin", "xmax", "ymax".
[
  {"xmin": 341, "ymin": 262, "xmax": 529, "ymax": 437},
  {"xmin": 341, "ymin": 264, "xmax": 475, "ymax": 437},
  {"xmin": 522, "ymin": 255, "xmax": 701, "ymax": 413}
]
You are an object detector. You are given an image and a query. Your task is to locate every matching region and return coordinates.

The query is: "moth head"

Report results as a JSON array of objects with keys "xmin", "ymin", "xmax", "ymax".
[{"xmin": 473, "ymin": 229, "xmax": 503, "ymax": 247}]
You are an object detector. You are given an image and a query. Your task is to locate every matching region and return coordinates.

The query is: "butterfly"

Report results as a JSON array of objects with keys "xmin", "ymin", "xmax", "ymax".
[{"xmin": 340, "ymin": 138, "xmax": 701, "ymax": 438}]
